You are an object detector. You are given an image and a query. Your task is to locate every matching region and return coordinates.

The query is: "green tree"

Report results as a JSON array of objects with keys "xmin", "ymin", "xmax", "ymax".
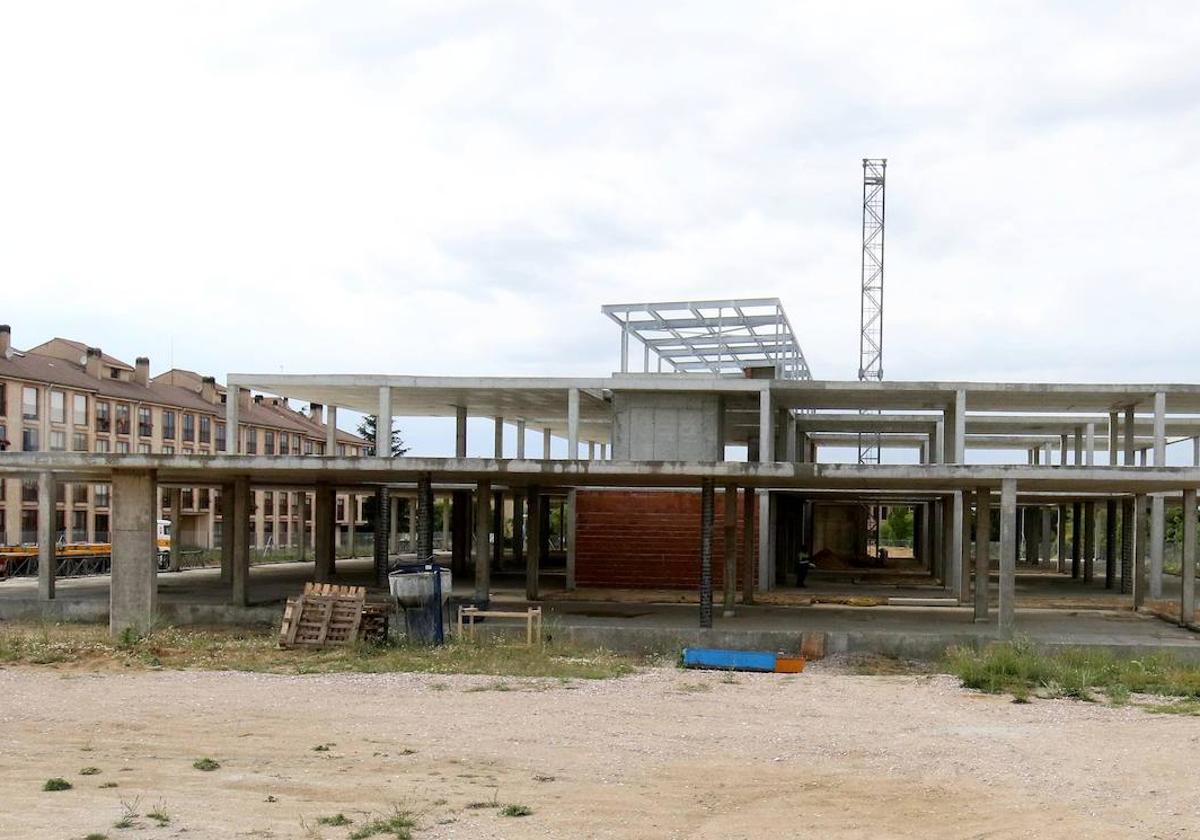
[
  {"xmin": 881, "ymin": 506, "xmax": 914, "ymax": 543},
  {"xmin": 356, "ymin": 415, "xmax": 409, "ymax": 457}
]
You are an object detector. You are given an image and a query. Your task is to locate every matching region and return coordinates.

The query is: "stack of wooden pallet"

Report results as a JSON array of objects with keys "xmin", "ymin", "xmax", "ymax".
[{"xmin": 278, "ymin": 583, "xmax": 389, "ymax": 649}]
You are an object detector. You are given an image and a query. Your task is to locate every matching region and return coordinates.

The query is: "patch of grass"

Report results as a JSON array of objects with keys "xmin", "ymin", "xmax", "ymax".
[
  {"xmin": 84, "ymin": 834, "xmax": 109, "ymax": 840},
  {"xmin": 312, "ymin": 744, "xmax": 331, "ymax": 752},
  {"xmin": 849, "ymin": 652, "xmax": 934, "ymax": 676},
  {"xmin": 99, "ymin": 782, "xmax": 118, "ymax": 789},
  {"xmin": 318, "ymin": 813, "xmax": 353, "ymax": 826},
  {"xmin": 347, "ymin": 806, "xmax": 416, "ymax": 839},
  {"xmin": 146, "ymin": 803, "xmax": 170, "ymax": 826},
  {"xmin": 465, "ymin": 801, "xmax": 497, "ymax": 810},
  {"xmin": 43, "ymin": 777, "xmax": 72, "ymax": 791},
  {"xmin": 532, "ymin": 773, "xmax": 556, "ymax": 783},
  {"xmin": 1142, "ymin": 700, "xmax": 1200, "ymax": 715},
  {"xmin": 192, "ymin": 757, "xmax": 220, "ymax": 772},
  {"xmin": 80, "ymin": 766, "xmax": 102, "ymax": 776},
  {"xmin": 945, "ymin": 639, "xmax": 1200, "ymax": 707},
  {"xmin": 0, "ymin": 623, "xmax": 640, "ymax": 680},
  {"xmin": 675, "ymin": 681, "xmax": 711, "ymax": 693},
  {"xmin": 500, "ymin": 804, "xmax": 533, "ymax": 817},
  {"xmin": 112, "ymin": 816, "xmax": 135, "ymax": 830}
]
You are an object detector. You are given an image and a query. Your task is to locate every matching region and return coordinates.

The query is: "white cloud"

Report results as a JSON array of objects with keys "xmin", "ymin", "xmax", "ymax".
[{"xmin": 2, "ymin": 1, "xmax": 1199, "ymax": 456}]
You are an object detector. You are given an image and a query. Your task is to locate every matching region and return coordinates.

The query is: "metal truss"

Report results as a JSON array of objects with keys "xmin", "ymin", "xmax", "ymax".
[
  {"xmin": 601, "ymin": 298, "xmax": 813, "ymax": 380},
  {"xmin": 857, "ymin": 159, "xmax": 887, "ymax": 557}
]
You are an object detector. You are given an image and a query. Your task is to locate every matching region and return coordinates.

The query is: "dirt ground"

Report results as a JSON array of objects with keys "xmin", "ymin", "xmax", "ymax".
[{"xmin": 2, "ymin": 662, "xmax": 1198, "ymax": 839}]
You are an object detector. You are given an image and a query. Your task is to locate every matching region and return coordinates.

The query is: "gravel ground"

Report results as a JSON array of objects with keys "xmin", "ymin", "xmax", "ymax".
[{"xmin": 1, "ymin": 660, "xmax": 1197, "ymax": 838}]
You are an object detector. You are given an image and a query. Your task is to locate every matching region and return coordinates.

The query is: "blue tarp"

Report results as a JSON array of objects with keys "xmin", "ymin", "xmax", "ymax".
[{"xmin": 682, "ymin": 647, "xmax": 777, "ymax": 672}]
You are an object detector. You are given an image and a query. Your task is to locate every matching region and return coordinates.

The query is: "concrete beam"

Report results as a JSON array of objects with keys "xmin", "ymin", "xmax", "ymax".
[{"xmin": 110, "ymin": 470, "xmax": 158, "ymax": 636}]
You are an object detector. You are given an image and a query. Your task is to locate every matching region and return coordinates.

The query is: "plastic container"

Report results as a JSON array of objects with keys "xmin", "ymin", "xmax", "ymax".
[{"xmin": 388, "ymin": 564, "xmax": 452, "ymax": 608}]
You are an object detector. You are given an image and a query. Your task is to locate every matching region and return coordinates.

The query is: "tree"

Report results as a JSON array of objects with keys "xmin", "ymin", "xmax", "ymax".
[
  {"xmin": 881, "ymin": 506, "xmax": 914, "ymax": 543},
  {"xmin": 356, "ymin": 415, "xmax": 409, "ymax": 457}
]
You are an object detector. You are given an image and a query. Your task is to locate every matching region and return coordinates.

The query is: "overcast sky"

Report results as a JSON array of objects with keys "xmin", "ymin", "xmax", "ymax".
[{"xmin": 3, "ymin": 3, "xmax": 1199, "ymax": 457}]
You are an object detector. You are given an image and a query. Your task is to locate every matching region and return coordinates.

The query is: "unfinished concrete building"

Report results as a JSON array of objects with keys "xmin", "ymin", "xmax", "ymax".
[{"xmin": 1, "ymin": 299, "xmax": 1197, "ymax": 656}]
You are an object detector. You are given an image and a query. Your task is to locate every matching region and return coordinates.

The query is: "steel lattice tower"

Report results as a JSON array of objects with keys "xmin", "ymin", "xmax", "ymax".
[
  {"xmin": 857, "ymin": 158, "xmax": 887, "ymax": 465},
  {"xmin": 857, "ymin": 158, "xmax": 886, "ymax": 559}
]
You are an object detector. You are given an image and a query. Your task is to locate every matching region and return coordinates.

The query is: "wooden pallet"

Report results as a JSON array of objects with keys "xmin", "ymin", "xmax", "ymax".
[{"xmin": 279, "ymin": 587, "xmax": 365, "ymax": 649}]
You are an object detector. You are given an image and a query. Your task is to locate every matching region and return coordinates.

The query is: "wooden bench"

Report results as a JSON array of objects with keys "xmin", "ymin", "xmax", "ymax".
[{"xmin": 457, "ymin": 605, "xmax": 543, "ymax": 646}]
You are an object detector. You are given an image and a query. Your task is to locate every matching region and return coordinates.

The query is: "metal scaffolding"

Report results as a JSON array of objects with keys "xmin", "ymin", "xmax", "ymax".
[
  {"xmin": 857, "ymin": 158, "xmax": 887, "ymax": 556},
  {"xmin": 601, "ymin": 298, "xmax": 813, "ymax": 380}
]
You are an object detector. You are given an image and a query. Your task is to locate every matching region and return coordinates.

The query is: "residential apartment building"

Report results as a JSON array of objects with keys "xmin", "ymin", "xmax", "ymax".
[{"xmin": 0, "ymin": 325, "xmax": 367, "ymax": 552}]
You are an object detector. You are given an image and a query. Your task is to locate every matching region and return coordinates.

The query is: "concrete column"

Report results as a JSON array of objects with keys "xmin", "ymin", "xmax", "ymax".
[
  {"xmin": 494, "ymin": 416, "xmax": 504, "ymax": 458},
  {"xmin": 1133, "ymin": 493, "xmax": 1149, "ymax": 609},
  {"xmin": 1073, "ymin": 427, "xmax": 1083, "ymax": 466},
  {"xmin": 565, "ymin": 488, "xmax": 577, "ymax": 591},
  {"xmin": 1085, "ymin": 423, "xmax": 1096, "ymax": 467},
  {"xmin": 1056, "ymin": 504, "xmax": 1067, "ymax": 572},
  {"xmin": 722, "ymin": 485, "xmax": 737, "ymax": 617},
  {"xmin": 516, "ymin": 419, "xmax": 526, "ymax": 458},
  {"xmin": 373, "ymin": 487, "xmax": 390, "ymax": 588},
  {"xmin": 512, "ymin": 489, "xmax": 525, "ymax": 570},
  {"xmin": 1193, "ymin": 437, "xmax": 1200, "ymax": 468},
  {"xmin": 934, "ymin": 421, "xmax": 945, "ymax": 465},
  {"xmin": 110, "ymin": 470, "xmax": 158, "ymax": 635},
  {"xmin": 389, "ymin": 495, "xmax": 400, "ymax": 554},
  {"xmin": 758, "ymin": 389, "xmax": 773, "ymax": 462},
  {"xmin": 543, "ymin": 427, "xmax": 552, "ymax": 459},
  {"xmin": 1109, "ymin": 412, "xmax": 1120, "ymax": 467},
  {"xmin": 588, "ymin": 441, "xmax": 595, "ymax": 460},
  {"xmin": 973, "ymin": 487, "xmax": 990, "ymax": 622},
  {"xmin": 1124, "ymin": 405, "xmax": 1135, "ymax": 466},
  {"xmin": 474, "ymin": 480, "xmax": 491, "ymax": 606},
  {"xmin": 998, "ymin": 478, "xmax": 1017, "ymax": 635},
  {"xmin": 439, "ymin": 496, "xmax": 448, "ymax": 551},
  {"xmin": 325, "ymin": 405, "xmax": 337, "ymax": 456},
  {"xmin": 699, "ymin": 479, "xmax": 714, "ymax": 628},
  {"xmin": 1150, "ymin": 495, "xmax": 1165, "ymax": 599},
  {"xmin": 1071, "ymin": 501, "xmax": 1081, "ymax": 578},
  {"xmin": 455, "ymin": 406, "xmax": 467, "ymax": 458},
  {"xmin": 225, "ymin": 389, "xmax": 239, "ymax": 454},
  {"xmin": 954, "ymin": 492, "xmax": 968, "ymax": 602},
  {"xmin": 492, "ymin": 489, "xmax": 504, "ymax": 569},
  {"xmin": 1120, "ymin": 497, "xmax": 1134, "ymax": 595},
  {"xmin": 567, "ymin": 388, "xmax": 580, "ymax": 457},
  {"xmin": 946, "ymin": 389, "xmax": 966, "ymax": 464},
  {"xmin": 168, "ymin": 488, "xmax": 182, "ymax": 572},
  {"xmin": 1181, "ymin": 488, "xmax": 1196, "ymax": 627},
  {"xmin": 1153, "ymin": 392, "xmax": 1166, "ymax": 466},
  {"xmin": 756, "ymin": 490, "xmax": 771, "ymax": 592},
  {"xmin": 525, "ymin": 486, "xmax": 540, "ymax": 601},
  {"xmin": 37, "ymin": 470, "xmax": 55, "ymax": 601},
  {"xmin": 1083, "ymin": 500, "xmax": 1096, "ymax": 583},
  {"xmin": 314, "ymin": 483, "xmax": 335, "ymax": 581},
  {"xmin": 1041, "ymin": 505, "xmax": 1053, "ymax": 566},
  {"xmin": 600, "ymin": 443, "xmax": 607, "ymax": 460},
  {"xmin": 347, "ymin": 496, "xmax": 357, "ymax": 557},
  {"xmin": 1104, "ymin": 499, "xmax": 1118, "ymax": 589},
  {"xmin": 376, "ymin": 386, "xmax": 392, "ymax": 458},
  {"xmin": 220, "ymin": 483, "xmax": 234, "ymax": 584},
  {"xmin": 620, "ymin": 322, "xmax": 629, "ymax": 372},
  {"xmin": 232, "ymin": 476, "xmax": 250, "ymax": 606},
  {"xmin": 416, "ymin": 475, "xmax": 434, "ymax": 561},
  {"xmin": 741, "ymin": 486, "xmax": 755, "ymax": 605},
  {"xmin": 407, "ymin": 496, "xmax": 418, "ymax": 554},
  {"xmin": 785, "ymin": 414, "xmax": 797, "ymax": 462}
]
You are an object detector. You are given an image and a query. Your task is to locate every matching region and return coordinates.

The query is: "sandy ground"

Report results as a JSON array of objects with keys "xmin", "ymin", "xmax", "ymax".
[{"xmin": 1, "ymin": 662, "xmax": 1198, "ymax": 839}]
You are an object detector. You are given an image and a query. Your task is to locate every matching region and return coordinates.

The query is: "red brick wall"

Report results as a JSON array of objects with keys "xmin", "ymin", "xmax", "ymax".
[{"xmin": 575, "ymin": 489, "xmax": 757, "ymax": 589}]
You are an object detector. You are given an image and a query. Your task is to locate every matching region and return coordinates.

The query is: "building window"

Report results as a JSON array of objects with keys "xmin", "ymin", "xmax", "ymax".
[
  {"xmin": 94, "ymin": 512, "xmax": 109, "ymax": 540},
  {"xmin": 95, "ymin": 401, "xmax": 110, "ymax": 432},
  {"xmin": 22, "ymin": 479, "xmax": 37, "ymax": 502},
  {"xmin": 115, "ymin": 440, "xmax": 129, "ymax": 454},
  {"xmin": 74, "ymin": 486, "xmax": 88, "ymax": 505},
  {"xmin": 336, "ymin": 499, "xmax": 345, "ymax": 520},
  {"xmin": 138, "ymin": 406, "xmax": 152, "ymax": 437},
  {"xmin": 182, "ymin": 488, "xmax": 194, "ymax": 509},
  {"xmin": 264, "ymin": 493, "xmax": 274, "ymax": 516},
  {"xmin": 73, "ymin": 393, "xmax": 87, "ymax": 426},
  {"xmin": 162, "ymin": 445, "xmax": 174, "ymax": 455},
  {"xmin": 22, "ymin": 427, "xmax": 39, "ymax": 452},
  {"xmin": 245, "ymin": 427, "xmax": 257, "ymax": 455},
  {"xmin": 72, "ymin": 431, "xmax": 87, "ymax": 451},
  {"xmin": 49, "ymin": 430, "xmax": 66, "ymax": 451},
  {"xmin": 216, "ymin": 423, "xmax": 226, "ymax": 452},
  {"xmin": 21, "ymin": 510, "xmax": 37, "ymax": 543},
  {"xmin": 277, "ymin": 432, "xmax": 288, "ymax": 454},
  {"xmin": 138, "ymin": 443, "xmax": 151, "ymax": 454},
  {"xmin": 182, "ymin": 413, "xmax": 195, "ymax": 442},
  {"xmin": 55, "ymin": 482, "xmax": 65, "ymax": 504},
  {"xmin": 94, "ymin": 484, "xmax": 110, "ymax": 508},
  {"xmin": 50, "ymin": 390, "xmax": 65, "ymax": 424},
  {"xmin": 279, "ymin": 494, "xmax": 289, "ymax": 515},
  {"xmin": 337, "ymin": 444, "xmax": 346, "ymax": 456},
  {"xmin": 162, "ymin": 410, "xmax": 176, "ymax": 440},
  {"xmin": 94, "ymin": 439, "xmax": 110, "ymax": 453},
  {"xmin": 182, "ymin": 447, "xmax": 193, "ymax": 456},
  {"xmin": 304, "ymin": 439, "xmax": 314, "ymax": 455},
  {"xmin": 0, "ymin": 383, "xmax": 5, "ymax": 416},
  {"xmin": 22, "ymin": 386, "xmax": 38, "ymax": 420},
  {"xmin": 115, "ymin": 403, "xmax": 130, "ymax": 435},
  {"xmin": 264, "ymin": 430, "xmax": 275, "ymax": 455},
  {"xmin": 198, "ymin": 488, "xmax": 210, "ymax": 511},
  {"xmin": 199, "ymin": 416, "xmax": 211, "ymax": 444},
  {"xmin": 72, "ymin": 509, "xmax": 87, "ymax": 535}
]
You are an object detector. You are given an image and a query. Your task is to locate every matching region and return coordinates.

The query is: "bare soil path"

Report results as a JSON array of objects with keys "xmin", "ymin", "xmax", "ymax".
[{"xmin": 1, "ymin": 662, "xmax": 1197, "ymax": 839}]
